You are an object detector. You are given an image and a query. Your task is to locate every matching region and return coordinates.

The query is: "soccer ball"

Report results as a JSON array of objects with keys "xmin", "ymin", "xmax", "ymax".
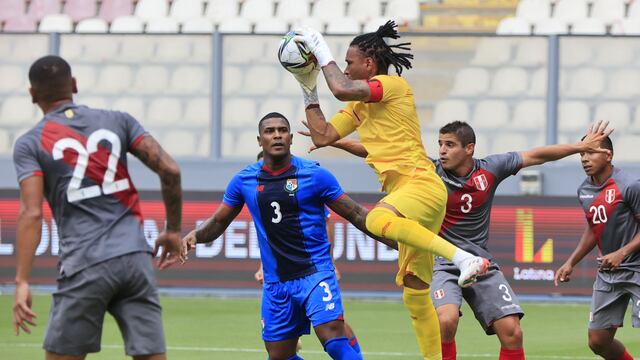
[{"xmin": 278, "ymin": 31, "xmax": 317, "ymax": 75}]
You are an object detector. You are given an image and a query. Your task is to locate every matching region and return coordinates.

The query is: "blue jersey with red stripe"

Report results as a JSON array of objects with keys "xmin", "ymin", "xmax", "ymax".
[{"xmin": 223, "ymin": 156, "xmax": 344, "ymax": 283}]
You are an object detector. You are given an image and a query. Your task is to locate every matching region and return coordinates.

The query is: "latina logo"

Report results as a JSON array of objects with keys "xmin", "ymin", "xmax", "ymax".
[
  {"xmin": 473, "ymin": 174, "xmax": 488, "ymax": 191},
  {"xmin": 605, "ymin": 189, "xmax": 616, "ymax": 204},
  {"xmin": 285, "ymin": 179, "xmax": 298, "ymax": 193}
]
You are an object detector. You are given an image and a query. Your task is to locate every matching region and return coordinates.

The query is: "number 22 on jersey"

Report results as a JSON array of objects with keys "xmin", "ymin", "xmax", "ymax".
[{"xmin": 53, "ymin": 129, "xmax": 130, "ymax": 202}]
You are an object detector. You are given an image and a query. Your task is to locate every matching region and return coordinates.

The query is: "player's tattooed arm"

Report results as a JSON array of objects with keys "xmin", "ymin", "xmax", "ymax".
[
  {"xmin": 192, "ymin": 204, "xmax": 243, "ymax": 246},
  {"xmin": 131, "ymin": 135, "xmax": 182, "ymax": 232},
  {"xmin": 328, "ymin": 194, "xmax": 398, "ymax": 250},
  {"xmin": 322, "ymin": 63, "xmax": 371, "ymax": 102},
  {"xmin": 554, "ymin": 227, "xmax": 597, "ymax": 285},
  {"xmin": 304, "ymin": 105, "xmax": 342, "ymax": 147},
  {"xmin": 522, "ymin": 120, "xmax": 613, "ymax": 168}
]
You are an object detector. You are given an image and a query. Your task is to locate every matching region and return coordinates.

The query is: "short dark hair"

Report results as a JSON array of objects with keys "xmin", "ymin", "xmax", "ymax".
[
  {"xmin": 29, "ymin": 55, "xmax": 73, "ymax": 102},
  {"xmin": 581, "ymin": 134, "xmax": 614, "ymax": 154},
  {"xmin": 256, "ymin": 151, "xmax": 263, "ymax": 161},
  {"xmin": 440, "ymin": 121, "xmax": 476, "ymax": 146},
  {"xmin": 258, "ymin": 112, "xmax": 290, "ymax": 132},
  {"xmin": 350, "ymin": 20, "xmax": 413, "ymax": 76}
]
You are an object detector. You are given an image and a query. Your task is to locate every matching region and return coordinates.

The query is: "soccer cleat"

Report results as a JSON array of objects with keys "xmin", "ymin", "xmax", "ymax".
[{"xmin": 457, "ymin": 257, "xmax": 490, "ymax": 288}]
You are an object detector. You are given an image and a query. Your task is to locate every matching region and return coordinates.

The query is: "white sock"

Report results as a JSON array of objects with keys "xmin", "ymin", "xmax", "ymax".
[{"xmin": 451, "ymin": 249, "xmax": 475, "ymax": 268}]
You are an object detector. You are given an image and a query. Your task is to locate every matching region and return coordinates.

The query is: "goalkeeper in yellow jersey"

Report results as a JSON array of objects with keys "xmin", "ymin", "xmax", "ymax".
[{"xmin": 291, "ymin": 21, "xmax": 490, "ymax": 360}]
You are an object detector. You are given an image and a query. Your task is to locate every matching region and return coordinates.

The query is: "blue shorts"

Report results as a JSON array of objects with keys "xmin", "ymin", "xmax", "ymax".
[{"xmin": 261, "ymin": 271, "xmax": 344, "ymax": 342}]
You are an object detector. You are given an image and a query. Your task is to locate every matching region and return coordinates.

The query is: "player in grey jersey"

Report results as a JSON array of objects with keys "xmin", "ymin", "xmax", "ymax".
[
  {"xmin": 302, "ymin": 120, "xmax": 613, "ymax": 360},
  {"xmin": 12, "ymin": 56, "xmax": 184, "ymax": 360},
  {"xmin": 555, "ymin": 135, "xmax": 638, "ymax": 360}
]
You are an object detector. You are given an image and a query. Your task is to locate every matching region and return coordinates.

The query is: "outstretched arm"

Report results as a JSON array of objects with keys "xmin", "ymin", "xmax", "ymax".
[
  {"xmin": 304, "ymin": 105, "xmax": 342, "ymax": 148},
  {"xmin": 554, "ymin": 226, "xmax": 597, "ymax": 286},
  {"xmin": 184, "ymin": 204, "xmax": 243, "ymax": 250},
  {"xmin": 130, "ymin": 135, "xmax": 183, "ymax": 268},
  {"xmin": 522, "ymin": 120, "xmax": 613, "ymax": 168},
  {"xmin": 14, "ymin": 176, "xmax": 44, "ymax": 335},
  {"xmin": 298, "ymin": 125, "xmax": 368, "ymax": 158},
  {"xmin": 327, "ymin": 194, "xmax": 398, "ymax": 250}
]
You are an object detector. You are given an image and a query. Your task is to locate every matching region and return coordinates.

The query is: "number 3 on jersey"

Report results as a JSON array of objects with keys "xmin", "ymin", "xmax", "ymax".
[
  {"xmin": 461, "ymin": 193, "xmax": 473, "ymax": 213},
  {"xmin": 53, "ymin": 129, "xmax": 130, "ymax": 202},
  {"xmin": 270, "ymin": 201, "xmax": 282, "ymax": 223}
]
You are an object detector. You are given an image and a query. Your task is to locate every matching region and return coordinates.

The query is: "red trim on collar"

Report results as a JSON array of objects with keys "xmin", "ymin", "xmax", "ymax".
[{"xmin": 262, "ymin": 163, "xmax": 292, "ymax": 176}]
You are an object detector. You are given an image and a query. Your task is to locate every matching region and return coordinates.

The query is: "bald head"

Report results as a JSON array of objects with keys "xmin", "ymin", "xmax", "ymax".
[{"xmin": 29, "ymin": 55, "xmax": 75, "ymax": 104}]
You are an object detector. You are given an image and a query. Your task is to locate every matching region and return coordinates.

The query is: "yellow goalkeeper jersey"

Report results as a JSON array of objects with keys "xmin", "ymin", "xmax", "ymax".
[{"xmin": 329, "ymin": 74, "xmax": 433, "ymax": 191}]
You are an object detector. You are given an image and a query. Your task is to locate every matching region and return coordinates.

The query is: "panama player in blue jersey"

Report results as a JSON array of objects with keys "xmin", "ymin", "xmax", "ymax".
[{"xmin": 182, "ymin": 112, "xmax": 396, "ymax": 360}]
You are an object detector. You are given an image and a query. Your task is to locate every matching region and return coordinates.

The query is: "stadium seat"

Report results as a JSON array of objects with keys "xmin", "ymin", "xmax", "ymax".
[
  {"xmin": 218, "ymin": 18, "xmax": 252, "ymax": 33},
  {"xmin": 449, "ymin": 67, "xmax": 490, "ymax": 96},
  {"xmin": 470, "ymin": 38, "xmax": 512, "ymax": 67},
  {"xmin": 131, "ymin": 66, "xmax": 169, "ymax": 94},
  {"xmin": 0, "ymin": 0, "xmax": 26, "ymax": 22},
  {"xmin": 527, "ymin": 68, "xmax": 549, "ymax": 97},
  {"xmin": 183, "ymin": 98, "xmax": 210, "ymax": 127},
  {"xmin": 135, "ymin": 0, "xmax": 169, "ymax": 21},
  {"xmin": 593, "ymin": 102, "xmax": 630, "ymax": 130},
  {"xmin": 571, "ymin": 19, "xmax": 606, "ymax": 35},
  {"xmin": 78, "ymin": 36, "xmax": 119, "ymax": 61},
  {"xmin": 204, "ymin": 0, "xmax": 239, "ymax": 23},
  {"xmin": 64, "ymin": 0, "xmax": 98, "ymax": 22},
  {"xmin": 244, "ymin": 65, "xmax": 279, "ymax": 95},
  {"xmin": 0, "ymin": 129, "xmax": 10, "ymax": 155},
  {"xmin": 632, "ymin": 105, "xmax": 640, "ymax": 131},
  {"xmin": 197, "ymin": 132, "xmax": 210, "ymax": 156},
  {"xmin": 168, "ymin": 66, "xmax": 208, "ymax": 94},
  {"xmin": 38, "ymin": 14, "xmax": 73, "ymax": 33},
  {"xmin": 222, "ymin": 98, "xmax": 258, "ymax": 128},
  {"xmin": 605, "ymin": 69, "xmax": 640, "ymax": 99},
  {"xmin": 276, "ymin": 0, "xmax": 311, "ymax": 22},
  {"xmin": 27, "ymin": 0, "xmax": 62, "ymax": 22},
  {"xmin": 169, "ymin": 0, "xmax": 204, "ymax": 22},
  {"xmin": 515, "ymin": 0, "xmax": 551, "ymax": 22},
  {"xmin": 241, "ymin": 0, "xmax": 275, "ymax": 22},
  {"xmin": 591, "ymin": 0, "xmax": 625, "ymax": 24},
  {"xmin": 560, "ymin": 38, "xmax": 593, "ymax": 67},
  {"xmin": 222, "ymin": 130, "xmax": 235, "ymax": 156},
  {"xmin": 432, "ymin": 100, "xmax": 470, "ymax": 128},
  {"xmin": 145, "ymin": 17, "xmax": 180, "ymax": 33},
  {"xmin": 553, "ymin": 0, "xmax": 589, "ymax": 23},
  {"xmin": 98, "ymin": 0, "xmax": 134, "ymax": 23},
  {"xmin": 111, "ymin": 97, "xmax": 146, "ymax": 120},
  {"xmin": 293, "ymin": 18, "xmax": 324, "ymax": 33},
  {"xmin": 278, "ymin": 71, "xmax": 301, "ymax": 95},
  {"xmin": 512, "ymin": 100, "xmax": 545, "ymax": 130},
  {"xmin": 224, "ymin": 36, "xmax": 264, "ymax": 63},
  {"xmin": 533, "ymin": 19, "xmax": 569, "ymax": 34},
  {"xmin": 0, "ymin": 96, "xmax": 36, "ymax": 126},
  {"xmin": 0, "ymin": 65, "xmax": 24, "ymax": 94},
  {"xmin": 72, "ymin": 65, "xmax": 98, "ymax": 92},
  {"xmin": 386, "ymin": 0, "xmax": 420, "ymax": 25},
  {"xmin": 347, "ymin": 0, "xmax": 382, "ymax": 23},
  {"xmin": 162, "ymin": 130, "xmax": 197, "ymax": 157},
  {"xmin": 147, "ymin": 97, "xmax": 182, "ymax": 126},
  {"xmin": 223, "ymin": 66, "xmax": 243, "ymax": 95},
  {"xmin": 513, "ymin": 38, "xmax": 546, "ymax": 66},
  {"xmin": 629, "ymin": 1, "xmax": 640, "ymax": 19},
  {"xmin": 564, "ymin": 68, "xmax": 604, "ymax": 98},
  {"xmin": 155, "ymin": 36, "xmax": 191, "ymax": 61},
  {"xmin": 77, "ymin": 96, "xmax": 109, "ymax": 109},
  {"xmin": 312, "ymin": 0, "xmax": 347, "ymax": 22},
  {"xmin": 9, "ymin": 36, "xmax": 48, "ymax": 60},
  {"xmin": 235, "ymin": 130, "xmax": 261, "ymax": 156},
  {"xmin": 326, "ymin": 18, "xmax": 360, "ymax": 34},
  {"xmin": 472, "ymin": 100, "xmax": 510, "ymax": 129},
  {"xmin": 558, "ymin": 101, "xmax": 590, "ymax": 132},
  {"xmin": 95, "ymin": 65, "xmax": 133, "ymax": 94},
  {"xmin": 594, "ymin": 41, "xmax": 634, "ymax": 67},
  {"xmin": 613, "ymin": 135, "xmax": 639, "ymax": 162},
  {"xmin": 610, "ymin": 19, "xmax": 640, "ymax": 35},
  {"xmin": 490, "ymin": 67, "xmax": 528, "ymax": 97},
  {"xmin": 3, "ymin": 16, "xmax": 37, "ymax": 32},
  {"xmin": 254, "ymin": 18, "xmax": 288, "ymax": 34},
  {"xmin": 496, "ymin": 17, "xmax": 531, "ymax": 35},
  {"xmin": 75, "ymin": 18, "xmax": 109, "ymax": 33},
  {"xmin": 110, "ymin": 16, "xmax": 145, "ymax": 32},
  {"xmin": 181, "ymin": 17, "xmax": 215, "ymax": 33}
]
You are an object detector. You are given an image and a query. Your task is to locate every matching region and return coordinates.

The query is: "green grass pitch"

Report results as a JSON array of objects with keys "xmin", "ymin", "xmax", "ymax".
[{"xmin": 1, "ymin": 295, "xmax": 638, "ymax": 359}]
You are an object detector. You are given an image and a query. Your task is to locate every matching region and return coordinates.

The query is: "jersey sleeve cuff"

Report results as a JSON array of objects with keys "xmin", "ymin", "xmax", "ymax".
[
  {"xmin": 367, "ymin": 80, "xmax": 383, "ymax": 103},
  {"xmin": 130, "ymin": 133, "xmax": 146, "ymax": 151}
]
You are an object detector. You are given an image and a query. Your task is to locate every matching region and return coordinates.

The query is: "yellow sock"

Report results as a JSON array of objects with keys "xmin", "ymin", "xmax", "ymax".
[
  {"xmin": 403, "ymin": 287, "xmax": 442, "ymax": 360},
  {"xmin": 365, "ymin": 207, "xmax": 457, "ymax": 261}
]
